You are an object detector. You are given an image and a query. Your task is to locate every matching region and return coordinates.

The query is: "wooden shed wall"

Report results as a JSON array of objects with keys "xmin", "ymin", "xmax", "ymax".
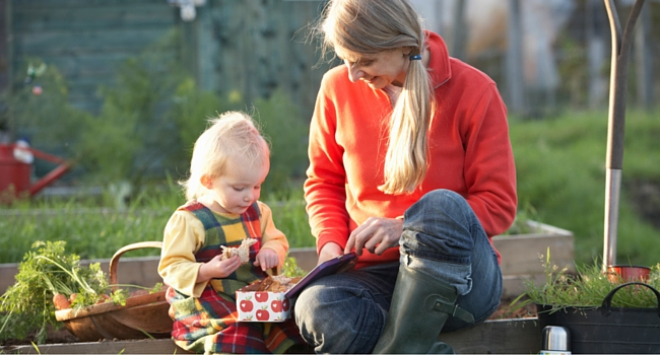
[
  {"xmin": 187, "ymin": 0, "xmax": 332, "ymax": 117},
  {"xmin": 7, "ymin": 0, "xmax": 331, "ymax": 117},
  {"xmin": 9, "ymin": 0, "xmax": 177, "ymax": 113}
]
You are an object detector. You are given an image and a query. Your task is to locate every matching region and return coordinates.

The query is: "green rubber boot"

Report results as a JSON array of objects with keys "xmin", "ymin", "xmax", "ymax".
[{"xmin": 372, "ymin": 265, "xmax": 473, "ymax": 354}]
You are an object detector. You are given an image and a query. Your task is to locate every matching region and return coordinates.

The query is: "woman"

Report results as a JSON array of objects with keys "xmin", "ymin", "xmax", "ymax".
[{"xmin": 294, "ymin": 0, "xmax": 517, "ymax": 353}]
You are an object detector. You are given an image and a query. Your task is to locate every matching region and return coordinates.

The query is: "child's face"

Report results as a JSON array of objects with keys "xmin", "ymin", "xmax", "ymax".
[{"xmin": 203, "ymin": 156, "xmax": 269, "ymax": 214}]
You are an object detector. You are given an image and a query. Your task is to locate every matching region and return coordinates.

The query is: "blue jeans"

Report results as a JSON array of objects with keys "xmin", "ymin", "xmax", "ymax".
[{"xmin": 294, "ymin": 189, "xmax": 502, "ymax": 354}]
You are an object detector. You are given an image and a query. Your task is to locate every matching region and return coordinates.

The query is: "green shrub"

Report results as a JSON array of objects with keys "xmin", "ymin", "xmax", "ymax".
[
  {"xmin": 7, "ymin": 31, "xmax": 311, "ymax": 207},
  {"xmin": 9, "ymin": 58, "xmax": 93, "ymax": 171},
  {"xmin": 76, "ymin": 30, "xmax": 187, "ymax": 191},
  {"xmin": 253, "ymin": 89, "xmax": 310, "ymax": 197}
]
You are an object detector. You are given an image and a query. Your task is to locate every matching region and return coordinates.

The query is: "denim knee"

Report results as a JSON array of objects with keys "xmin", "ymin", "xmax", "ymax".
[
  {"xmin": 294, "ymin": 282, "xmax": 385, "ymax": 353},
  {"xmin": 400, "ymin": 189, "xmax": 481, "ymax": 264}
]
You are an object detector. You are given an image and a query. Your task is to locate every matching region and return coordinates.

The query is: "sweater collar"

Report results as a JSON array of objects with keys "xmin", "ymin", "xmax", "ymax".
[{"xmin": 424, "ymin": 30, "xmax": 452, "ymax": 89}]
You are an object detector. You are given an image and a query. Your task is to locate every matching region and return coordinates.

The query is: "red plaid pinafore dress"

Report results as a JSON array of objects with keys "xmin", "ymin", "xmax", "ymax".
[{"xmin": 165, "ymin": 202, "xmax": 305, "ymax": 354}]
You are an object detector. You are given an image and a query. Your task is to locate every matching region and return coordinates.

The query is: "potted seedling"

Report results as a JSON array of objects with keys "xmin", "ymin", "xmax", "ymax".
[{"xmin": 511, "ymin": 250, "xmax": 660, "ymax": 354}]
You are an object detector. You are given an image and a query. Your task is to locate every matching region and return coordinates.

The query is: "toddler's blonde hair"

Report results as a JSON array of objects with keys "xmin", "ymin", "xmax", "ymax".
[{"xmin": 182, "ymin": 111, "xmax": 270, "ymax": 201}]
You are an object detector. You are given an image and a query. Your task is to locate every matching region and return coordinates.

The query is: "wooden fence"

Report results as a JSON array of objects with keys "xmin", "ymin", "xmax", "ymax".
[{"xmin": 2, "ymin": 0, "xmax": 332, "ymax": 118}]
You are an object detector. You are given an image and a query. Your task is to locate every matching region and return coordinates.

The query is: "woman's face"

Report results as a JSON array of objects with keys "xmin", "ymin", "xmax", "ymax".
[{"xmin": 336, "ymin": 47, "xmax": 410, "ymax": 89}]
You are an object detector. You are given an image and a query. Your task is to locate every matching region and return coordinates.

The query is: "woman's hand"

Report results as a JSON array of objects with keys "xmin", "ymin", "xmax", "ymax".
[
  {"xmin": 344, "ymin": 217, "xmax": 403, "ymax": 256},
  {"xmin": 317, "ymin": 242, "xmax": 343, "ymax": 265},
  {"xmin": 254, "ymin": 248, "xmax": 279, "ymax": 271},
  {"xmin": 198, "ymin": 254, "xmax": 241, "ymax": 282}
]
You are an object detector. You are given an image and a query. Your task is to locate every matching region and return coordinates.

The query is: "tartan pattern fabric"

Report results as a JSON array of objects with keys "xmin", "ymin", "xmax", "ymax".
[
  {"xmin": 166, "ymin": 202, "xmax": 304, "ymax": 354},
  {"xmin": 185, "ymin": 202, "xmax": 265, "ymax": 295}
]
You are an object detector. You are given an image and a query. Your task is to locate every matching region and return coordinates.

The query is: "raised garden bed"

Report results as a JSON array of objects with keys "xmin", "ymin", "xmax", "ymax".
[
  {"xmin": 288, "ymin": 221, "xmax": 575, "ymax": 298},
  {"xmin": 1, "ymin": 221, "xmax": 568, "ymax": 352},
  {"xmin": 1, "ymin": 318, "xmax": 541, "ymax": 354},
  {"xmin": 2, "ymin": 220, "xmax": 573, "ymax": 296}
]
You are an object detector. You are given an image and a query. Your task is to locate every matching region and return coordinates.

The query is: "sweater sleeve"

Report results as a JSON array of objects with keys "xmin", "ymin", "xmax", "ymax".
[
  {"xmin": 304, "ymin": 73, "xmax": 351, "ymax": 253},
  {"xmin": 258, "ymin": 201, "xmax": 289, "ymax": 270},
  {"xmin": 158, "ymin": 210, "xmax": 207, "ymax": 297},
  {"xmin": 462, "ymin": 82, "xmax": 518, "ymax": 237}
]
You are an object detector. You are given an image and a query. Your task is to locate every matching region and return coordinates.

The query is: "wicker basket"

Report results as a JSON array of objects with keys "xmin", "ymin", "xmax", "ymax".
[{"xmin": 55, "ymin": 241, "xmax": 172, "ymax": 341}]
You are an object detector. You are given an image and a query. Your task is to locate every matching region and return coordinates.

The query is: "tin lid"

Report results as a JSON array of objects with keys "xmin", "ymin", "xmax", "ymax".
[{"xmin": 542, "ymin": 325, "xmax": 570, "ymax": 351}]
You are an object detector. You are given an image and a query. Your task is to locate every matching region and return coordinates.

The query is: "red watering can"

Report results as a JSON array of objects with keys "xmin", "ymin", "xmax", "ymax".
[{"xmin": 0, "ymin": 143, "xmax": 71, "ymax": 199}]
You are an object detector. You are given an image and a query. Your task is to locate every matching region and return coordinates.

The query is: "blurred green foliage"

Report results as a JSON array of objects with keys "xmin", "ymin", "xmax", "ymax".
[
  {"xmin": 8, "ymin": 30, "xmax": 308, "ymax": 202},
  {"xmin": 253, "ymin": 89, "xmax": 309, "ymax": 198},
  {"xmin": 0, "ymin": 182, "xmax": 314, "ymax": 264},
  {"xmin": 509, "ymin": 110, "xmax": 660, "ymax": 266},
  {"xmin": 9, "ymin": 59, "xmax": 92, "ymax": 163},
  {"xmin": 4, "ymin": 33, "xmax": 660, "ymax": 270}
]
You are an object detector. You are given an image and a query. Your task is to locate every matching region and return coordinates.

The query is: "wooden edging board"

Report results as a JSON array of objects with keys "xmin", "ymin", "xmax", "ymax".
[
  {"xmin": 1, "ymin": 318, "xmax": 540, "ymax": 354},
  {"xmin": 1, "ymin": 222, "xmax": 574, "ymax": 298}
]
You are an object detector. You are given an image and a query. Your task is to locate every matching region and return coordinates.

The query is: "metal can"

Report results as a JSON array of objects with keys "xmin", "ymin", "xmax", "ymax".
[{"xmin": 540, "ymin": 325, "xmax": 571, "ymax": 355}]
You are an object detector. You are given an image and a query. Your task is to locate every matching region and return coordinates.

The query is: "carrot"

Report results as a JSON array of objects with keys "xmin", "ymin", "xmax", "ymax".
[
  {"xmin": 53, "ymin": 293, "xmax": 71, "ymax": 310},
  {"xmin": 96, "ymin": 294, "xmax": 111, "ymax": 304}
]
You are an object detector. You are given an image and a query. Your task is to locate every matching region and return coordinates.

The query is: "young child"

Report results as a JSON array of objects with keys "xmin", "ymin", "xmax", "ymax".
[{"xmin": 158, "ymin": 111, "xmax": 305, "ymax": 354}]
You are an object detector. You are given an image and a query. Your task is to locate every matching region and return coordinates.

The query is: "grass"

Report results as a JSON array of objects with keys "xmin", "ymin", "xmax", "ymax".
[
  {"xmin": 509, "ymin": 109, "xmax": 660, "ymax": 267},
  {"xmin": 511, "ymin": 249, "xmax": 660, "ymax": 311},
  {"xmin": 0, "ymin": 185, "xmax": 315, "ymax": 264},
  {"xmin": 1, "ymin": 109, "xmax": 659, "ymax": 267}
]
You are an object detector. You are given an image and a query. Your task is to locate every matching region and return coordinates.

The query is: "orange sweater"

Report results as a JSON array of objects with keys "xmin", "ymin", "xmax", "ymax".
[{"xmin": 304, "ymin": 31, "xmax": 517, "ymax": 269}]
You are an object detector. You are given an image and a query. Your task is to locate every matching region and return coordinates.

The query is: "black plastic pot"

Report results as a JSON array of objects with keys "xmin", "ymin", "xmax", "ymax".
[{"xmin": 537, "ymin": 282, "xmax": 660, "ymax": 354}]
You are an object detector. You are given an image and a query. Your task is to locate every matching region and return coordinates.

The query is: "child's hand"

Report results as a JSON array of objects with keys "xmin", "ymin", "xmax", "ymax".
[
  {"xmin": 254, "ymin": 248, "xmax": 278, "ymax": 271},
  {"xmin": 199, "ymin": 254, "xmax": 241, "ymax": 281}
]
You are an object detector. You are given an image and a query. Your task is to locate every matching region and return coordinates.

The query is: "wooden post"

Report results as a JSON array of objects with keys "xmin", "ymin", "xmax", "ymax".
[
  {"xmin": 195, "ymin": 2, "xmax": 218, "ymax": 92},
  {"xmin": 587, "ymin": 0, "xmax": 607, "ymax": 109},
  {"xmin": 451, "ymin": 0, "xmax": 467, "ymax": 61},
  {"xmin": 0, "ymin": 0, "xmax": 13, "ymax": 141},
  {"xmin": 505, "ymin": 0, "xmax": 524, "ymax": 114},
  {"xmin": 635, "ymin": 0, "xmax": 652, "ymax": 111}
]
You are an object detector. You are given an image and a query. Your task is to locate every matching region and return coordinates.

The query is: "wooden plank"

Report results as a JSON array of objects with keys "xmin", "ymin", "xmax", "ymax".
[
  {"xmin": 12, "ymin": 9, "xmax": 174, "ymax": 33},
  {"xmin": 1, "ymin": 227, "xmax": 572, "ymax": 295},
  {"xmin": 3, "ymin": 319, "xmax": 540, "ymax": 354},
  {"xmin": 11, "ymin": 0, "xmax": 166, "ymax": 8},
  {"xmin": 0, "ymin": 262, "xmax": 18, "ymax": 294},
  {"xmin": 502, "ymin": 273, "xmax": 545, "ymax": 298},
  {"xmin": 288, "ymin": 247, "xmax": 317, "ymax": 272},
  {"xmin": 494, "ymin": 233, "xmax": 574, "ymax": 276},
  {"xmin": 1, "ymin": 249, "xmax": 314, "ymax": 293},
  {"xmin": 2, "ymin": 338, "xmax": 192, "ymax": 354},
  {"xmin": 440, "ymin": 318, "xmax": 540, "ymax": 354},
  {"xmin": 43, "ymin": 54, "xmax": 131, "ymax": 77},
  {"xmin": 0, "ymin": 256, "xmax": 163, "ymax": 294},
  {"xmin": 1, "ymin": 248, "xmax": 314, "ymax": 293},
  {"xmin": 14, "ymin": 28, "xmax": 172, "ymax": 54},
  {"xmin": 10, "ymin": 0, "xmax": 177, "ymax": 114}
]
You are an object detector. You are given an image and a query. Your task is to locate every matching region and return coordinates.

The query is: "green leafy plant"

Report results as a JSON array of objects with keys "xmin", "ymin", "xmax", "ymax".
[
  {"xmin": 510, "ymin": 249, "xmax": 660, "ymax": 314},
  {"xmin": 499, "ymin": 202, "xmax": 539, "ymax": 235},
  {"xmin": 282, "ymin": 257, "xmax": 307, "ymax": 278},
  {"xmin": 0, "ymin": 241, "xmax": 131, "ymax": 344}
]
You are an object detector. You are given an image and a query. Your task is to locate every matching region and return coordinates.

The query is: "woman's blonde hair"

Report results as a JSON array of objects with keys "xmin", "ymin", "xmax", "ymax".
[
  {"xmin": 181, "ymin": 111, "xmax": 270, "ymax": 201},
  {"xmin": 317, "ymin": 0, "xmax": 433, "ymax": 195}
]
